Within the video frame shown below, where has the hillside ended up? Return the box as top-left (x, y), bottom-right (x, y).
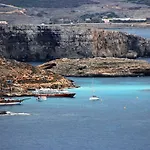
top-left (0, 56), bottom-right (75, 96)
top-left (127, 0), bottom-right (150, 6)
top-left (1, 0), bottom-right (150, 8)
top-left (0, 0), bottom-right (149, 24)
top-left (0, 0), bottom-right (97, 8)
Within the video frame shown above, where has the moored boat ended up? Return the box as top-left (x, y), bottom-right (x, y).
top-left (0, 100), bottom-right (23, 106)
top-left (89, 95), bottom-right (99, 101)
top-left (0, 97), bottom-right (29, 106)
top-left (36, 95), bottom-right (47, 102)
top-left (33, 88), bottom-right (76, 98)
top-left (35, 92), bottom-right (76, 98)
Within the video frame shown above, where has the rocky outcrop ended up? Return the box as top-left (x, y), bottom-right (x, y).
top-left (39, 57), bottom-right (150, 77)
top-left (0, 25), bottom-right (150, 61)
top-left (0, 56), bottom-right (75, 96)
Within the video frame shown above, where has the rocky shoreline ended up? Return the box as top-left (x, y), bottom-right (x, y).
top-left (1, 56), bottom-right (150, 97)
top-left (39, 57), bottom-right (150, 77)
top-left (0, 56), bottom-right (76, 97)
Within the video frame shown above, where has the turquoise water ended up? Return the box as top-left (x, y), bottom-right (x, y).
top-left (1, 77), bottom-right (150, 150)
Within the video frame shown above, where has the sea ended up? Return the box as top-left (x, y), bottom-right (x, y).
top-left (0, 28), bottom-right (150, 150)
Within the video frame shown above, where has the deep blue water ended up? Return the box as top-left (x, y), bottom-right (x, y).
top-left (1, 77), bottom-right (150, 150)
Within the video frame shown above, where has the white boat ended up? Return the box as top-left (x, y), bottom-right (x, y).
top-left (36, 95), bottom-right (47, 102)
top-left (0, 101), bottom-right (22, 106)
top-left (0, 111), bottom-right (30, 116)
top-left (89, 95), bottom-right (99, 101)
top-left (89, 78), bottom-right (100, 101)
top-left (0, 98), bottom-right (30, 106)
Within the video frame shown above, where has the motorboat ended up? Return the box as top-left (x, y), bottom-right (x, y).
top-left (89, 95), bottom-right (99, 101)
top-left (36, 95), bottom-right (47, 102)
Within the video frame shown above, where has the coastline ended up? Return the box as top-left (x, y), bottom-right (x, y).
top-left (0, 24), bottom-right (150, 97)
top-left (41, 57), bottom-right (150, 77)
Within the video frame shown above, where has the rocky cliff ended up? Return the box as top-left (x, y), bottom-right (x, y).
top-left (0, 24), bottom-right (150, 61)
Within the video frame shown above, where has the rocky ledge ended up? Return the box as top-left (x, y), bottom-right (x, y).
top-left (39, 57), bottom-right (150, 77)
top-left (0, 57), bottom-right (75, 96)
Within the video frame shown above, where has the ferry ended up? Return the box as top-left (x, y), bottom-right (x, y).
top-left (33, 88), bottom-right (76, 98)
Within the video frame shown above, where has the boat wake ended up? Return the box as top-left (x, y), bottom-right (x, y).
top-left (0, 111), bottom-right (30, 116)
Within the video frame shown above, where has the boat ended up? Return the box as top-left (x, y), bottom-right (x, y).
top-left (0, 111), bottom-right (30, 116)
top-left (0, 98), bottom-right (23, 106)
top-left (89, 78), bottom-right (100, 101)
top-left (0, 97), bottom-right (30, 106)
top-left (33, 88), bottom-right (76, 98)
top-left (0, 110), bottom-right (7, 114)
top-left (36, 95), bottom-right (47, 102)
top-left (89, 95), bottom-right (99, 101)
top-left (35, 93), bottom-right (75, 98)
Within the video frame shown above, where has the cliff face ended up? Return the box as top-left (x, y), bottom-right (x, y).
top-left (0, 25), bottom-right (150, 61)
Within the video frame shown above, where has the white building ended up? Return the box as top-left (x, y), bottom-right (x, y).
top-left (0, 21), bottom-right (8, 25)
top-left (102, 18), bottom-right (146, 23)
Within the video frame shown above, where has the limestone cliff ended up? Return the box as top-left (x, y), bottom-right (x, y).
top-left (0, 25), bottom-right (150, 61)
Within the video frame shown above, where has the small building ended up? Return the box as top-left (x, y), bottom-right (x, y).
top-left (85, 18), bottom-right (91, 23)
top-left (0, 21), bottom-right (8, 25)
top-left (102, 18), bottom-right (146, 23)
top-left (102, 18), bottom-right (110, 23)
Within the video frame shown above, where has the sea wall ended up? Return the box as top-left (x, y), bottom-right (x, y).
top-left (0, 24), bottom-right (150, 61)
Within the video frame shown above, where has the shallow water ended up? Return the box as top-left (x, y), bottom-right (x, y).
top-left (0, 77), bottom-right (150, 150)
